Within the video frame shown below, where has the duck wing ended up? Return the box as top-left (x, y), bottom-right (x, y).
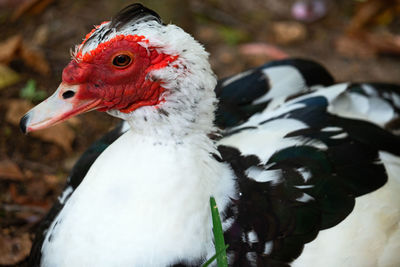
top-left (217, 82), bottom-right (400, 266)
top-left (215, 58), bottom-right (334, 128)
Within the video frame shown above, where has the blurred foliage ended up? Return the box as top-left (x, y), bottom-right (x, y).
top-left (0, 64), bottom-right (20, 89)
top-left (19, 79), bottom-right (47, 102)
top-left (218, 26), bottom-right (248, 45)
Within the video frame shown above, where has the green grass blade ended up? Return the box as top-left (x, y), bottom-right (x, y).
top-left (209, 197), bottom-right (228, 267)
top-left (202, 244), bottom-right (229, 267)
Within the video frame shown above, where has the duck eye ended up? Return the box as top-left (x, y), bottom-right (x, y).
top-left (112, 54), bottom-right (131, 68)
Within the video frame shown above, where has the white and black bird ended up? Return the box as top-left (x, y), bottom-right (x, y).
top-left (20, 4), bottom-right (400, 267)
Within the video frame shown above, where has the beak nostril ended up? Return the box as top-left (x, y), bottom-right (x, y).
top-left (62, 90), bottom-right (76, 99)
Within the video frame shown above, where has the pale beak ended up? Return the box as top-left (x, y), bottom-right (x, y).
top-left (20, 83), bottom-right (101, 134)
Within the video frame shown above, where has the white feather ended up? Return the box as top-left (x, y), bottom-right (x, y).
top-left (295, 193), bottom-right (314, 203)
top-left (42, 20), bottom-right (237, 267)
top-left (253, 66), bottom-right (307, 104)
top-left (245, 166), bottom-right (282, 184)
top-left (41, 131), bottom-right (236, 267)
top-left (292, 151), bottom-right (400, 267)
top-left (47, 15), bottom-right (400, 267)
top-left (263, 241), bottom-right (273, 255)
top-left (296, 167), bottom-right (312, 182)
top-left (220, 118), bottom-right (327, 164)
top-left (328, 89), bottom-right (395, 127)
top-left (57, 186), bottom-right (73, 204)
top-left (321, 126), bottom-right (342, 132)
top-left (330, 132), bottom-right (348, 139)
top-left (247, 230), bottom-right (259, 243)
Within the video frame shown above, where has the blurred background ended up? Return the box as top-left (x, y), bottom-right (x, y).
top-left (0, 0), bottom-right (399, 265)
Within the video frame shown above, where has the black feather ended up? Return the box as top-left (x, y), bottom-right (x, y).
top-left (109, 3), bottom-right (162, 30)
top-left (83, 4), bottom-right (162, 47)
top-left (215, 92), bottom-right (399, 266)
top-left (265, 58), bottom-right (334, 87)
top-left (215, 58), bottom-right (335, 128)
top-left (29, 56), bottom-right (400, 266)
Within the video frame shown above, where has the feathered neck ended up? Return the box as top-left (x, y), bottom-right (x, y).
top-left (105, 23), bottom-right (218, 141)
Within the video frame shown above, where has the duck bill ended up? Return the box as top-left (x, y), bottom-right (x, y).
top-left (20, 83), bottom-right (101, 134)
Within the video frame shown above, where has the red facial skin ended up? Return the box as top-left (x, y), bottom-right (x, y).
top-left (63, 34), bottom-right (178, 113)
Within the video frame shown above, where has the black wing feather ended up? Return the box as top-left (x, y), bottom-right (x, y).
top-left (28, 59), bottom-right (335, 265)
top-left (218, 92), bottom-right (400, 266)
top-left (31, 60), bottom-right (398, 267)
top-left (215, 58), bottom-right (334, 128)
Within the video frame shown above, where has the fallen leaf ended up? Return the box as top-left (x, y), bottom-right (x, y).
top-left (33, 124), bottom-right (75, 152)
top-left (0, 64), bottom-right (20, 90)
top-left (239, 43), bottom-right (289, 59)
top-left (365, 32), bottom-right (400, 55)
top-left (32, 24), bottom-right (49, 46)
top-left (63, 154), bottom-right (80, 171)
top-left (23, 169), bottom-right (34, 179)
top-left (337, 31), bottom-right (400, 58)
top-left (43, 174), bottom-right (60, 190)
top-left (0, 34), bottom-right (22, 64)
top-left (0, 159), bottom-right (24, 181)
top-left (9, 179), bottom-right (56, 208)
top-left (11, 0), bottom-right (54, 21)
top-left (5, 99), bottom-right (33, 126)
top-left (0, 34), bottom-right (50, 75)
top-left (272, 21), bottom-right (307, 45)
top-left (347, 0), bottom-right (390, 33)
top-left (6, 99), bottom-right (76, 152)
top-left (22, 179), bottom-right (49, 201)
top-left (336, 35), bottom-right (376, 58)
top-left (0, 0), bottom-right (29, 8)
top-left (9, 183), bottom-right (29, 204)
top-left (0, 233), bottom-right (32, 265)
top-left (20, 42), bottom-right (50, 75)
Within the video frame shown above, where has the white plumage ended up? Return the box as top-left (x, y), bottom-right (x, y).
top-left (20, 4), bottom-right (400, 267)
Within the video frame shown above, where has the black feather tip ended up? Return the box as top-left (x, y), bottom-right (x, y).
top-left (110, 3), bottom-right (162, 30)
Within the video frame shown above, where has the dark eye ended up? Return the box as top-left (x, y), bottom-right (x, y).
top-left (112, 54), bottom-right (131, 68)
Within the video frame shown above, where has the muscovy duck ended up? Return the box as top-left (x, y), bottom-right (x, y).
top-left (20, 3), bottom-right (400, 267)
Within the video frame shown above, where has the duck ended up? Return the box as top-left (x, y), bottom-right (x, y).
top-left (20, 3), bottom-right (400, 267)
